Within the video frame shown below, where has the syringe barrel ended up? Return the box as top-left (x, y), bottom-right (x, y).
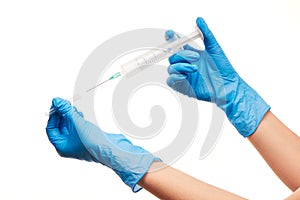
top-left (120, 48), bottom-right (174, 74)
top-left (120, 27), bottom-right (204, 75)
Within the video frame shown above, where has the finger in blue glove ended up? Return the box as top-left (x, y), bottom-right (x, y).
top-left (46, 97), bottom-right (160, 192)
top-left (165, 17), bottom-right (270, 137)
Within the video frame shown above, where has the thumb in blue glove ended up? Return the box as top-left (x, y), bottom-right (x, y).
top-left (166, 18), bottom-right (270, 137)
top-left (46, 97), bottom-right (160, 192)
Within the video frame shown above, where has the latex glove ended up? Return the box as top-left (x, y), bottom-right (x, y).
top-left (46, 97), bottom-right (160, 192)
top-left (166, 17), bottom-right (270, 137)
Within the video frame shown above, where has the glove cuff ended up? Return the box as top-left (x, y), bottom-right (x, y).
top-left (113, 155), bottom-right (161, 193)
top-left (221, 79), bottom-right (270, 137)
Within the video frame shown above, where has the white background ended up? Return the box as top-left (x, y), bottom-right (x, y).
top-left (1, 0), bottom-right (300, 199)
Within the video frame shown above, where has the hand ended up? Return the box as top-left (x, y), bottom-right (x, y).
top-left (46, 97), bottom-right (160, 192)
top-left (166, 17), bottom-right (270, 137)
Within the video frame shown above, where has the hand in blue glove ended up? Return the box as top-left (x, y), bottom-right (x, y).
top-left (46, 97), bottom-right (160, 192)
top-left (166, 17), bottom-right (270, 137)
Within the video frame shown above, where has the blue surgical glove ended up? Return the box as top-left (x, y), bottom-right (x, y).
top-left (46, 97), bottom-right (160, 192)
top-left (166, 17), bottom-right (270, 137)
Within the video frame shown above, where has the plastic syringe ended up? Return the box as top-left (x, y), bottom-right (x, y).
top-left (46, 27), bottom-right (204, 116)
top-left (104, 26), bottom-right (204, 84)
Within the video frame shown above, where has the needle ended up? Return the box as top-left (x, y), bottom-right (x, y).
top-left (85, 72), bottom-right (121, 92)
top-left (46, 72), bottom-right (122, 116)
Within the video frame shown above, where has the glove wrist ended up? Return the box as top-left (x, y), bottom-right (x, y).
top-left (219, 78), bottom-right (270, 137)
top-left (111, 151), bottom-right (161, 192)
top-left (77, 127), bottom-right (161, 193)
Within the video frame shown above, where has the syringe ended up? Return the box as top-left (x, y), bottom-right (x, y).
top-left (46, 27), bottom-right (204, 116)
top-left (101, 26), bottom-right (204, 85)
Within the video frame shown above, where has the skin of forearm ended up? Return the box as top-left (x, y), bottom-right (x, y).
top-left (285, 187), bottom-right (300, 200)
top-left (248, 111), bottom-right (300, 191)
top-left (139, 162), bottom-right (246, 200)
top-left (138, 110), bottom-right (300, 199)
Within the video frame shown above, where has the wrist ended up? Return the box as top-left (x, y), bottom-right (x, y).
top-left (221, 79), bottom-right (270, 137)
top-left (103, 134), bottom-right (161, 192)
top-left (117, 154), bottom-right (161, 193)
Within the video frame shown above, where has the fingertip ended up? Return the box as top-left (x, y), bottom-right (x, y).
top-left (167, 64), bottom-right (179, 75)
top-left (183, 44), bottom-right (200, 52)
top-left (165, 29), bottom-right (175, 41)
top-left (168, 63), bottom-right (197, 75)
top-left (51, 97), bottom-right (72, 115)
top-left (196, 17), bottom-right (222, 54)
top-left (166, 75), bottom-right (174, 87)
top-left (196, 17), bottom-right (205, 24)
top-left (196, 17), bottom-right (211, 43)
top-left (167, 64), bottom-right (173, 75)
top-left (167, 74), bottom-right (187, 87)
top-left (169, 50), bottom-right (200, 64)
top-left (52, 97), bottom-right (65, 107)
top-left (196, 17), bottom-right (207, 32)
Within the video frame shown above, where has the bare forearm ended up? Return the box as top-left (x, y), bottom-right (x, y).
top-left (248, 111), bottom-right (300, 191)
top-left (285, 188), bottom-right (300, 200)
top-left (139, 162), bottom-right (246, 200)
top-left (138, 111), bottom-right (300, 199)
